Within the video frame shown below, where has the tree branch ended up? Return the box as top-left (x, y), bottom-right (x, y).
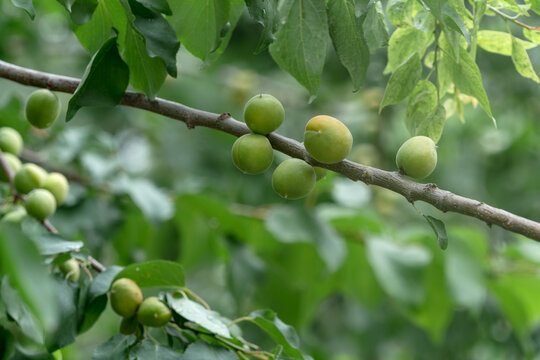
top-left (1, 60), bottom-right (539, 241)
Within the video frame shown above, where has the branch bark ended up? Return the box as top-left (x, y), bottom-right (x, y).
top-left (1, 59), bottom-right (539, 241)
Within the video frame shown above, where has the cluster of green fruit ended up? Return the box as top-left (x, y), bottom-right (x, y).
top-left (110, 278), bottom-right (172, 334)
top-left (0, 127), bottom-right (69, 221)
top-left (232, 94), bottom-right (354, 199)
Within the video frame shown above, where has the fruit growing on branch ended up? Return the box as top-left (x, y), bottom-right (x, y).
top-left (25, 188), bottom-right (56, 221)
top-left (25, 89), bottom-right (61, 129)
top-left (59, 258), bottom-right (80, 282)
top-left (396, 136), bottom-right (438, 179)
top-left (136, 296), bottom-right (172, 327)
top-left (243, 94), bottom-right (284, 134)
top-left (272, 159), bottom-right (316, 199)
top-left (0, 127), bottom-right (23, 156)
top-left (0, 153), bottom-right (21, 182)
top-left (43, 172), bottom-right (69, 205)
top-left (110, 278), bottom-right (143, 318)
top-left (231, 133), bottom-right (274, 174)
top-left (14, 163), bottom-right (47, 194)
top-left (304, 115), bottom-right (353, 164)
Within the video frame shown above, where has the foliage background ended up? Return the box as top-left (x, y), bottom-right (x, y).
top-left (1, 0), bottom-right (540, 359)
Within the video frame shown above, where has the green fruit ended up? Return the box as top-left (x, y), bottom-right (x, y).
top-left (137, 297), bottom-right (172, 327)
top-left (1, 205), bottom-right (27, 223)
top-left (304, 115), bottom-right (353, 164)
top-left (0, 153), bottom-right (21, 182)
top-left (25, 189), bottom-right (56, 221)
top-left (396, 136), bottom-right (437, 179)
top-left (243, 94), bottom-right (284, 134)
top-left (0, 127), bottom-right (23, 155)
top-left (119, 316), bottom-right (139, 335)
top-left (59, 258), bottom-right (80, 282)
top-left (313, 167), bottom-right (328, 181)
top-left (25, 89), bottom-right (61, 129)
top-left (272, 159), bottom-right (316, 200)
top-left (14, 163), bottom-right (47, 194)
top-left (110, 278), bottom-right (143, 318)
top-left (232, 134), bottom-right (274, 174)
top-left (43, 172), bottom-right (69, 205)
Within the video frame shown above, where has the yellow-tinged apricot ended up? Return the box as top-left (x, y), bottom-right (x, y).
top-left (304, 115), bottom-right (353, 164)
top-left (396, 136), bottom-right (437, 179)
top-left (110, 278), bottom-right (143, 318)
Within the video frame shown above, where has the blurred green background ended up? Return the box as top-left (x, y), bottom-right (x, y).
top-left (1, 1), bottom-right (540, 359)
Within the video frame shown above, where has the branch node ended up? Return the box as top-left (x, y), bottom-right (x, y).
top-left (424, 183), bottom-right (438, 191)
top-left (218, 112), bottom-right (231, 121)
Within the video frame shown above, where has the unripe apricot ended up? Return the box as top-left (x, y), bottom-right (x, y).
top-left (313, 167), bottom-right (328, 181)
top-left (0, 127), bottom-right (23, 155)
top-left (14, 163), bottom-right (47, 194)
top-left (243, 94), bottom-right (284, 134)
top-left (1, 205), bottom-right (26, 223)
top-left (396, 136), bottom-right (437, 179)
top-left (43, 172), bottom-right (69, 205)
top-left (232, 134), bottom-right (273, 174)
top-left (119, 316), bottom-right (139, 335)
top-left (59, 258), bottom-right (80, 282)
top-left (0, 153), bottom-right (21, 182)
top-left (110, 278), bottom-right (143, 318)
top-left (137, 297), bottom-right (172, 327)
top-left (25, 189), bottom-right (56, 221)
top-left (272, 159), bottom-right (316, 200)
top-left (25, 89), bottom-right (61, 129)
top-left (304, 115), bottom-right (353, 164)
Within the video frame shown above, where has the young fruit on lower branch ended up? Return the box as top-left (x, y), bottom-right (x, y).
top-left (43, 172), bottom-right (69, 205)
top-left (243, 94), bottom-right (284, 134)
top-left (25, 89), bottom-right (61, 129)
top-left (396, 136), bottom-right (438, 179)
top-left (0, 153), bottom-right (21, 182)
top-left (272, 159), bottom-right (316, 200)
top-left (110, 278), bottom-right (143, 318)
top-left (14, 163), bottom-right (47, 194)
top-left (0, 127), bottom-right (23, 156)
top-left (137, 296), bottom-right (172, 327)
top-left (304, 115), bottom-right (353, 164)
top-left (232, 133), bottom-right (273, 174)
top-left (25, 189), bottom-right (56, 221)
top-left (59, 258), bottom-right (80, 282)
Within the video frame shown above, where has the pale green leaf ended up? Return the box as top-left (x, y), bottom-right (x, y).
top-left (380, 53), bottom-right (422, 111)
top-left (416, 104), bottom-right (446, 144)
top-left (387, 0), bottom-right (414, 27)
top-left (384, 27), bottom-right (429, 74)
top-left (523, 28), bottom-right (540, 44)
top-left (511, 34), bottom-right (540, 83)
top-left (405, 80), bottom-right (438, 135)
top-left (362, 1), bottom-right (389, 53)
top-left (478, 30), bottom-right (537, 56)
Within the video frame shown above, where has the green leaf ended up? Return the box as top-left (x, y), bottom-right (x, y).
top-left (0, 224), bottom-right (58, 335)
top-left (478, 30), bottom-right (537, 56)
top-left (207, 0), bottom-right (246, 61)
top-left (247, 309), bottom-right (307, 359)
top-left (525, 0), bottom-right (540, 13)
top-left (264, 205), bottom-right (346, 272)
top-left (133, 0), bottom-right (171, 15)
top-left (366, 237), bottom-right (432, 304)
top-left (10, 0), bottom-right (35, 19)
top-left (405, 80), bottom-right (438, 135)
top-left (423, 215), bottom-right (448, 250)
top-left (327, 0), bottom-right (369, 91)
top-left (511, 34), bottom-right (540, 83)
top-left (181, 341), bottom-right (237, 360)
top-left (169, 0), bottom-right (230, 60)
top-left (91, 334), bottom-right (136, 360)
top-left (384, 27), bottom-right (429, 74)
top-left (362, 1), bottom-right (389, 53)
top-left (70, 0), bottom-right (99, 25)
top-left (35, 235), bottom-right (84, 256)
top-left (128, 340), bottom-right (179, 359)
top-left (45, 279), bottom-right (77, 351)
top-left (523, 28), bottom-right (540, 44)
top-left (386, 0), bottom-right (414, 27)
top-left (166, 294), bottom-right (231, 338)
top-left (129, 0), bottom-right (180, 77)
top-left (245, 0), bottom-right (279, 53)
top-left (379, 53), bottom-right (422, 111)
top-left (67, 36), bottom-right (129, 122)
top-left (416, 104), bottom-right (446, 143)
top-left (114, 260), bottom-right (185, 288)
top-left (269, 0), bottom-right (329, 97)
top-left (74, 1), bottom-right (115, 53)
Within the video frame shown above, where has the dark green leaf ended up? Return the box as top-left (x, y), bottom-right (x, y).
top-left (133, 0), bottom-right (171, 15)
top-left (166, 294), bottom-right (231, 338)
top-left (181, 341), bottom-right (237, 360)
top-left (10, 0), bottom-right (35, 19)
top-left (35, 235), bottom-right (84, 256)
top-left (327, 0), bottom-right (369, 91)
top-left (245, 0), bottom-right (278, 53)
top-left (45, 279), bottom-right (77, 351)
top-left (362, 1), bottom-right (389, 53)
top-left (74, 2), bottom-right (115, 53)
top-left (423, 215), bottom-right (448, 250)
top-left (380, 53), bottom-right (422, 111)
top-left (269, 0), bottom-right (329, 97)
top-left (66, 36), bottom-right (129, 122)
top-left (71, 0), bottom-right (99, 25)
top-left (114, 260), bottom-right (185, 288)
top-left (91, 334), bottom-right (136, 360)
top-left (129, 340), bottom-right (179, 359)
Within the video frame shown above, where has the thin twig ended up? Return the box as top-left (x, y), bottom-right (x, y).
top-left (488, 4), bottom-right (540, 31)
top-left (0, 60), bottom-right (539, 241)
